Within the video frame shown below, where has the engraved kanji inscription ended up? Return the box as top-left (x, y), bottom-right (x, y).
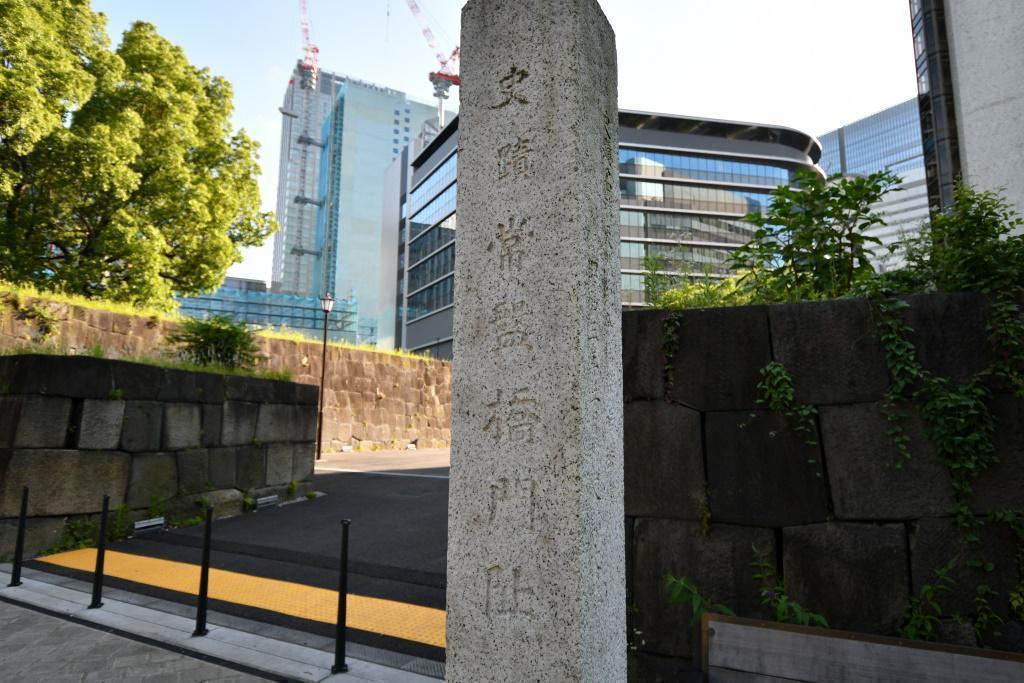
top-left (497, 135), bottom-right (531, 179)
top-left (488, 477), bottom-right (537, 529)
top-left (490, 65), bottom-right (529, 108)
top-left (490, 300), bottom-right (531, 351)
top-left (484, 388), bottom-right (540, 444)
top-left (492, 216), bottom-right (532, 271)
top-left (484, 565), bottom-right (537, 618)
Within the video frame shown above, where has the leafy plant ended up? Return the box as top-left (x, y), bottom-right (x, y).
top-left (147, 497), bottom-right (165, 519)
top-left (729, 169), bottom-right (900, 303)
top-left (107, 503), bottom-right (133, 542)
top-left (899, 559), bottom-right (956, 641)
top-left (167, 315), bottom-right (259, 369)
top-left (751, 545), bottom-right (828, 628)
top-left (665, 575), bottom-right (734, 624)
top-left (47, 517), bottom-right (97, 554)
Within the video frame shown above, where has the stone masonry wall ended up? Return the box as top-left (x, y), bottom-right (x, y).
top-left (622, 293), bottom-right (1024, 681)
top-left (0, 291), bottom-right (451, 450)
top-left (0, 354), bottom-right (318, 558)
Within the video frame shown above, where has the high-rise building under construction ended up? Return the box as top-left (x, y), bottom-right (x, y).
top-left (271, 63), bottom-right (436, 342)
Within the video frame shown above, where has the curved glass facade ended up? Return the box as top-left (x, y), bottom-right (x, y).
top-left (395, 112), bottom-right (820, 358)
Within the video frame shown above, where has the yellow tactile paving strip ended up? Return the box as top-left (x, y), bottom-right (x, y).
top-left (39, 548), bottom-right (446, 649)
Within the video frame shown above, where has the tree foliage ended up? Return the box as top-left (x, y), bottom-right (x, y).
top-left (0, 2), bottom-right (275, 308)
top-left (729, 169), bottom-right (901, 303)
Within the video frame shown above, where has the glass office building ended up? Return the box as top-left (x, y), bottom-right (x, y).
top-left (819, 98), bottom-right (930, 268)
top-left (385, 111), bottom-right (822, 359)
top-left (177, 277), bottom-right (364, 343)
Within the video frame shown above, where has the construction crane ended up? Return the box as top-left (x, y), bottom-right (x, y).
top-left (405, 0), bottom-right (460, 126)
top-left (298, 0), bottom-right (319, 90)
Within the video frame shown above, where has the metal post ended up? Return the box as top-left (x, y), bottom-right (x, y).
top-left (193, 506), bottom-right (213, 637)
top-left (8, 487), bottom-right (28, 587)
top-left (332, 519), bottom-right (351, 674)
top-left (88, 494), bottom-right (110, 609)
top-left (316, 308), bottom-right (329, 461)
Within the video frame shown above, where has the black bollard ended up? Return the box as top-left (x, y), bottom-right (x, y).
top-left (331, 519), bottom-right (351, 674)
top-left (8, 487), bottom-right (28, 587)
top-left (88, 494), bottom-right (110, 609)
top-left (193, 506), bottom-right (213, 637)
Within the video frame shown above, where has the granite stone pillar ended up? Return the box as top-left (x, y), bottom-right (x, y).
top-left (447, 0), bottom-right (623, 680)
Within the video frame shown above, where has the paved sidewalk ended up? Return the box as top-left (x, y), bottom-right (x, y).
top-left (315, 448), bottom-right (450, 474)
top-left (0, 599), bottom-right (262, 682)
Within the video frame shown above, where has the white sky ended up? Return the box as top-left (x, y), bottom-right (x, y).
top-left (95, 0), bottom-right (919, 282)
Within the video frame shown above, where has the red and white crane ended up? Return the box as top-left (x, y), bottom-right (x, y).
top-left (405, 0), bottom-right (460, 126)
top-left (298, 0), bottom-right (320, 90)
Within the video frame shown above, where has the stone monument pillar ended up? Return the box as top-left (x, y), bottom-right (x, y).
top-left (447, 1), bottom-right (623, 680)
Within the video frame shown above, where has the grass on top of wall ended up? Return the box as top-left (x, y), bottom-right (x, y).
top-left (0, 281), bottom-right (439, 364)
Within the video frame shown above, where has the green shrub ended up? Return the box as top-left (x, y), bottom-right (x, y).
top-left (166, 315), bottom-right (258, 369)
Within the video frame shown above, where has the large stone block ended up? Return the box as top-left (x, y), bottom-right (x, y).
top-left (632, 519), bottom-right (774, 660)
top-left (166, 488), bottom-right (243, 521)
top-left (783, 522), bottom-right (909, 634)
top-left (624, 401), bottom-right (704, 519)
top-left (255, 403), bottom-right (299, 443)
top-left (901, 293), bottom-right (993, 384)
top-left (0, 515), bottom-right (67, 559)
top-left (109, 359), bottom-right (164, 400)
top-left (670, 305), bottom-right (772, 410)
top-left (910, 517), bottom-right (1019, 618)
top-left (235, 445), bottom-right (266, 490)
top-left (705, 410), bottom-right (828, 527)
top-left (225, 375), bottom-right (275, 403)
top-left (973, 393), bottom-right (1024, 514)
top-left (13, 396), bottom-right (71, 448)
top-left (265, 443), bottom-right (293, 486)
top-left (177, 448), bottom-right (209, 494)
top-left (162, 403), bottom-right (201, 450)
top-left (158, 368), bottom-right (225, 404)
top-left (126, 453), bottom-right (178, 509)
top-left (622, 310), bottom-right (668, 401)
top-left (770, 298), bottom-right (890, 404)
top-left (291, 442), bottom-right (314, 481)
top-left (820, 402), bottom-right (954, 519)
top-left (0, 396), bottom-right (24, 448)
top-left (0, 354), bottom-right (114, 398)
top-left (201, 403), bottom-right (222, 447)
top-left (208, 446), bottom-right (238, 489)
top-left (77, 399), bottom-right (125, 450)
top-left (295, 382), bottom-right (319, 406)
top-left (120, 401), bottom-right (162, 452)
top-left (221, 401), bottom-right (258, 446)
top-left (0, 449), bottom-right (130, 516)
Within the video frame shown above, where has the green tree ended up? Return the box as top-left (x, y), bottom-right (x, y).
top-left (729, 169), bottom-right (900, 302)
top-left (0, 11), bottom-right (275, 308)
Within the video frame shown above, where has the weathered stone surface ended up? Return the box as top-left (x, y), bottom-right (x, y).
top-left (208, 446), bottom-right (238, 489)
top-left (820, 402), bottom-right (955, 519)
top-left (295, 382), bottom-right (319, 405)
top-left (166, 488), bottom-right (243, 521)
top-left (235, 445), bottom-right (266, 490)
top-left (0, 396), bottom-right (24, 448)
top-left (162, 403), bottom-right (201, 450)
top-left (783, 522), bottom-right (909, 634)
top-left (120, 401), bottom-right (162, 452)
top-left (670, 305), bottom-right (772, 410)
top-left (109, 359), bottom-right (164, 400)
top-left (622, 310), bottom-right (668, 401)
top-left (77, 399), bottom-right (125, 450)
top-left (200, 403), bottom-right (222, 447)
top-left (0, 450), bottom-right (129, 516)
top-left (0, 354), bottom-right (114, 398)
top-left (291, 443), bottom-right (314, 482)
top-left (910, 517), bottom-right (1019, 618)
top-left (126, 453), bottom-right (178, 508)
top-left (633, 519), bottom-right (774, 660)
top-left (973, 393), bottom-right (1024, 514)
top-left (177, 448), bottom-right (209, 494)
top-left (221, 401), bottom-right (258, 446)
top-left (705, 410), bottom-right (828, 527)
top-left (0, 515), bottom-right (67, 559)
top-left (158, 369), bottom-right (224, 404)
top-left (770, 298), bottom-right (890, 404)
top-left (901, 293), bottom-right (994, 383)
top-left (13, 396), bottom-right (71, 448)
top-left (624, 400), bottom-right (704, 519)
top-left (225, 375), bottom-right (276, 404)
top-left (265, 443), bottom-right (293, 485)
top-left (447, 1), bottom-right (623, 678)
top-left (255, 403), bottom-right (301, 442)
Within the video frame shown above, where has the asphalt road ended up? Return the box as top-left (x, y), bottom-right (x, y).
top-left (34, 451), bottom-right (452, 661)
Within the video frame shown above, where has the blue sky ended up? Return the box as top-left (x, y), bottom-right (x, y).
top-left (92, 1), bottom-right (918, 282)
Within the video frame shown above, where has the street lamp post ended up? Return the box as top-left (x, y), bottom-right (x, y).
top-left (316, 293), bottom-right (335, 461)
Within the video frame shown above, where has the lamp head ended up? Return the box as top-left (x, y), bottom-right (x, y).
top-left (320, 293), bottom-right (335, 313)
